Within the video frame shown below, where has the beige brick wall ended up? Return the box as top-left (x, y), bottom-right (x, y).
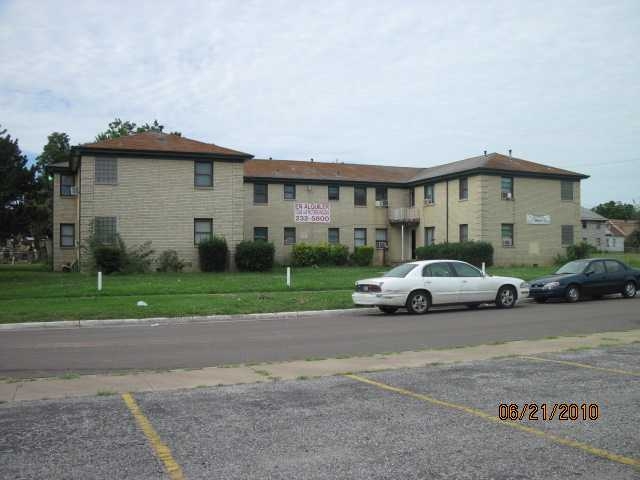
top-left (243, 182), bottom-right (413, 264)
top-left (479, 175), bottom-right (581, 266)
top-left (79, 156), bottom-right (244, 271)
top-left (52, 173), bottom-right (80, 270)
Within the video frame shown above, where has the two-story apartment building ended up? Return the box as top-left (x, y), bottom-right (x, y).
top-left (49, 132), bottom-right (588, 270)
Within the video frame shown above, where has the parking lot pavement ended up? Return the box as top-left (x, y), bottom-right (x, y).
top-left (1, 344), bottom-right (638, 479)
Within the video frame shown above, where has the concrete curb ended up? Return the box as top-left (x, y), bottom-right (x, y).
top-left (0, 308), bottom-right (377, 331)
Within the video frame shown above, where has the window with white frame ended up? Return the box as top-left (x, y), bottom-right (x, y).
top-left (375, 228), bottom-right (388, 249)
top-left (354, 228), bottom-right (367, 247)
top-left (459, 224), bottom-right (468, 242)
top-left (328, 228), bottom-right (340, 244)
top-left (425, 227), bottom-right (435, 246)
top-left (60, 223), bottom-right (75, 247)
top-left (194, 218), bottom-right (213, 244)
top-left (284, 184), bottom-right (296, 200)
top-left (501, 223), bottom-right (514, 247)
top-left (194, 161), bottom-right (213, 187)
top-left (424, 184), bottom-right (435, 204)
top-left (60, 175), bottom-right (75, 196)
top-left (501, 177), bottom-right (513, 200)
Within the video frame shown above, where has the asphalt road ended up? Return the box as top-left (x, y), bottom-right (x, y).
top-left (1, 296), bottom-right (639, 377)
top-left (1, 345), bottom-right (638, 479)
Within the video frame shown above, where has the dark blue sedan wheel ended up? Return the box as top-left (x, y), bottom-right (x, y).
top-left (565, 284), bottom-right (580, 303)
top-left (622, 281), bottom-right (637, 298)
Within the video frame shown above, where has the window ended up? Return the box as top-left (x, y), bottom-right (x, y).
top-left (424, 227), bottom-right (435, 246)
top-left (328, 184), bottom-right (340, 201)
top-left (590, 261), bottom-right (605, 274)
top-left (582, 221), bottom-right (587, 229)
top-left (284, 227), bottom-right (296, 245)
top-left (424, 184), bottom-right (435, 204)
top-left (60, 223), bottom-right (75, 247)
top-left (194, 161), bottom-right (213, 187)
top-left (596, 223), bottom-right (601, 230)
top-left (596, 237), bottom-right (602, 247)
top-left (354, 186), bottom-right (367, 206)
top-left (422, 262), bottom-right (454, 277)
top-left (561, 181), bottom-right (574, 201)
top-left (94, 216), bottom-right (117, 244)
top-left (60, 175), bottom-right (75, 196)
top-left (501, 223), bottom-right (514, 247)
top-left (254, 183), bottom-right (268, 204)
top-left (375, 229), bottom-right (388, 249)
top-left (604, 260), bottom-right (624, 273)
top-left (328, 228), bottom-right (340, 244)
top-left (354, 228), bottom-right (367, 247)
top-left (459, 177), bottom-right (468, 200)
top-left (452, 262), bottom-right (482, 277)
top-left (254, 227), bottom-right (268, 242)
top-left (194, 218), bottom-right (213, 244)
top-left (409, 188), bottom-right (415, 207)
top-left (561, 225), bottom-right (574, 246)
top-left (375, 187), bottom-right (388, 206)
top-left (501, 177), bottom-right (513, 200)
top-left (459, 224), bottom-right (468, 242)
top-left (284, 184), bottom-right (296, 200)
top-left (95, 158), bottom-right (117, 184)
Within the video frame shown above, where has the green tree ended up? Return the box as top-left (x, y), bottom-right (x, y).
top-left (593, 201), bottom-right (639, 220)
top-left (95, 118), bottom-right (181, 142)
top-left (35, 132), bottom-right (71, 175)
top-left (0, 126), bottom-right (34, 241)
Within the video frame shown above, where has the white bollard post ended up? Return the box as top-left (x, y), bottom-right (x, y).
top-left (98, 271), bottom-right (102, 291)
top-left (286, 267), bottom-right (291, 288)
top-left (481, 262), bottom-right (486, 276)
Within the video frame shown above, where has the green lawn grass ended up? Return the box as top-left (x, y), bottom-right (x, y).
top-left (2, 252), bottom-right (637, 323)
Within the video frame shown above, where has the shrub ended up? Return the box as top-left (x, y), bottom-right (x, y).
top-left (328, 244), bottom-right (349, 265)
top-left (291, 243), bottom-right (317, 267)
top-left (198, 236), bottom-right (228, 272)
top-left (415, 241), bottom-right (493, 267)
top-left (85, 233), bottom-right (154, 274)
top-left (565, 241), bottom-right (595, 261)
top-left (121, 239), bottom-right (154, 273)
top-left (156, 249), bottom-right (185, 272)
top-left (93, 245), bottom-right (124, 274)
top-left (235, 240), bottom-right (275, 271)
top-left (350, 245), bottom-right (374, 266)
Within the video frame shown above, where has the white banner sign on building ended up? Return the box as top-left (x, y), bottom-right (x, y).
top-left (526, 214), bottom-right (551, 225)
top-left (294, 202), bottom-right (331, 223)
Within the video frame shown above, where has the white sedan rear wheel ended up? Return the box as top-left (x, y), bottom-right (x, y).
top-left (406, 291), bottom-right (430, 314)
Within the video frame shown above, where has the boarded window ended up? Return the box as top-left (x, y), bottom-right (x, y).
top-left (561, 225), bottom-right (574, 245)
top-left (284, 227), bottom-right (296, 245)
top-left (254, 227), bottom-right (268, 242)
top-left (424, 184), bottom-right (435, 204)
top-left (284, 184), bottom-right (296, 200)
top-left (328, 184), bottom-right (340, 201)
top-left (95, 158), bottom-right (118, 184)
top-left (354, 228), bottom-right (367, 247)
top-left (194, 161), bottom-right (213, 187)
top-left (95, 217), bottom-right (117, 244)
top-left (459, 224), bottom-right (468, 242)
top-left (561, 181), bottom-right (574, 201)
top-left (254, 183), bottom-right (268, 204)
top-left (354, 186), bottom-right (367, 206)
top-left (194, 219), bottom-right (213, 244)
top-left (328, 228), bottom-right (340, 244)
top-left (424, 227), bottom-right (435, 246)
top-left (459, 177), bottom-right (468, 200)
top-left (60, 223), bottom-right (75, 247)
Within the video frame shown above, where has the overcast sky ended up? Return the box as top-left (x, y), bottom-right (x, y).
top-left (1, 0), bottom-right (638, 206)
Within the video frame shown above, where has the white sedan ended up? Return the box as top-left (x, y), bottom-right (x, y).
top-left (352, 260), bottom-right (529, 314)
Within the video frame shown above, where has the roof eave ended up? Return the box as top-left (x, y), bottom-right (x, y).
top-left (74, 146), bottom-right (253, 161)
top-left (408, 168), bottom-right (589, 185)
top-left (243, 176), bottom-right (411, 187)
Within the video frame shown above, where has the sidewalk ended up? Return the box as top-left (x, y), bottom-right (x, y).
top-left (2, 329), bottom-right (638, 403)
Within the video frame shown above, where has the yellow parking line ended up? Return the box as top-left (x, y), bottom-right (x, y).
top-left (121, 393), bottom-right (185, 480)
top-left (521, 356), bottom-right (640, 376)
top-left (345, 374), bottom-right (640, 469)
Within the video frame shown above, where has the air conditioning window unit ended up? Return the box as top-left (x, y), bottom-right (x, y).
top-left (501, 191), bottom-right (513, 200)
top-left (502, 238), bottom-right (513, 247)
top-left (375, 200), bottom-right (388, 207)
top-left (69, 186), bottom-right (78, 195)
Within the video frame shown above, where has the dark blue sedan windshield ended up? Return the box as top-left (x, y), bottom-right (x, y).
top-left (555, 259), bottom-right (589, 275)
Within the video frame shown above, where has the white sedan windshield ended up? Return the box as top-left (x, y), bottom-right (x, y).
top-left (383, 263), bottom-right (418, 278)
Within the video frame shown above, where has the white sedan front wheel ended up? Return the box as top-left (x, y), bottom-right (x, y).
top-left (496, 286), bottom-right (516, 309)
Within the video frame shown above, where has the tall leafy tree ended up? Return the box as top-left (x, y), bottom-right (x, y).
top-left (95, 118), bottom-right (181, 142)
top-left (36, 132), bottom-right (71, 174)
top-left (0, 126), bottom-right (34, 241)
top-left (593, 201), bottom-right (639, 220)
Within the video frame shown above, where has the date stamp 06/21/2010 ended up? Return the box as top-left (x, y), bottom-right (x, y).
top-left (498, 403), bottom-right (600, 422)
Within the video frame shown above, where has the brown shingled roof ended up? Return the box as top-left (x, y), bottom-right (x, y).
top-left (409, 153), bottom-right (588, 182)
top-left (80, 131), bottom-right (253, 158)
top-left (244, 159), bottom-right (421, 184)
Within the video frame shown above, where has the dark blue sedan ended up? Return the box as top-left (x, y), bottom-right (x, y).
top-left (528, 258), bottom-right (640, 303)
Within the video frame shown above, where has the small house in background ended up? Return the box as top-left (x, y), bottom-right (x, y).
top-left (580, 207), bottom-right (624, 252)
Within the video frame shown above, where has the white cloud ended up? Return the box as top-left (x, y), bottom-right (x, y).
top-left (1, 0), bottom-right (639, 204)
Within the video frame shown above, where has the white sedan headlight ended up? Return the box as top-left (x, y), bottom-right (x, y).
top-left (543, 281), bottom-right (560, 290)
top-left (520, 282), bottom-right (530, 289)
